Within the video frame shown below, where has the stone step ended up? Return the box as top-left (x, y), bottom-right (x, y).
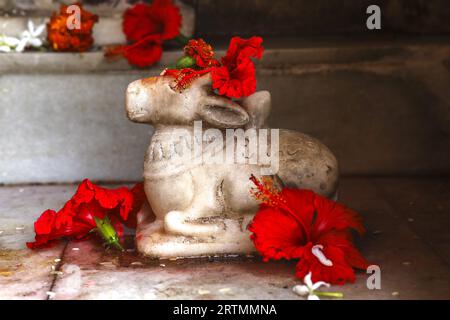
top-left (0, 1), bottom-right (195, 46)
top-left (1, 38), bottom-right (450, 184)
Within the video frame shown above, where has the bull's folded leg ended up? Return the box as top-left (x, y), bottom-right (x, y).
top-left (164, 210), bottom-right (224, 237)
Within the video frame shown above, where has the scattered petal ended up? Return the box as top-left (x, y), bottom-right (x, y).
top-left (219, 288), bottom-right (232, 294)
top-left (292, 285), bottom-right (309, 296)
top-left (198, 289), bottom-right (210, 295)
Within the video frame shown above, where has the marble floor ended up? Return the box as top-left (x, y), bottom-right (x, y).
top-left (0, 177), bottom-right (449, 300)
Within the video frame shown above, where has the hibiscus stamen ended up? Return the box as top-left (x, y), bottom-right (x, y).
top-left (311, 244), bottom-right (333, 267)
top-left (249, 174), bottom-right (311, 241)
top-left (163, 68), bottom-right (212, 90)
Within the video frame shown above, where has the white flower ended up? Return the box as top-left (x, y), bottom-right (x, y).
top-left (0, 35), bottom-right (21, 52)
top-left (293, 272), bottom-right (331, 300)
top-left (15, 20), bottom-right (46, 52)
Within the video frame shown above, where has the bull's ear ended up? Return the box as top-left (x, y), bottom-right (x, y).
top-left (198, 96), bottom-right (249, 128)
top-left (241, 91), bottom-right (271, 128)
top-left (191, 73), bottom-right (213, 88)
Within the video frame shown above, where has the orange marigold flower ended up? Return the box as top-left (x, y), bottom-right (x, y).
top-left (47, 3), bottom-right (98, 52)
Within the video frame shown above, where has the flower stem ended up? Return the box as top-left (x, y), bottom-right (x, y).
top-left (111, 240), bottom-right (124, 251)
top-left (314, 291), bottom-right (344, 298)
top-left (94, 216), bottom-right (124, 252)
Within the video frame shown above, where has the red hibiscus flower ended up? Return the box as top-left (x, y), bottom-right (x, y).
top-left (248, 175), bottom-right (369, 285)
top-left (211, 36), bottom-right (264, 99)
top-left (164, 37), bottom-right (264, 99)
top-left (27, 180), bottom-right (145, 249)
top-left (123, 1), bottom-right (181, 42)
top-left (105, 0), bottom-right (181, 67)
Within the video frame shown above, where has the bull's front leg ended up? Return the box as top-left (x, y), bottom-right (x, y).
top-left (163, 169), bottom-right (226, 237)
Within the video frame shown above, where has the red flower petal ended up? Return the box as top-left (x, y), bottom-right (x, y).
top-left (248, 206), bottom-right (307, 261)
top-left (72, 179), bottom-right (95, 205)
top-left (123, 183), bottom-right (147, 229)
top-left (222, 36), bottom-right (264, 68)
top-left (311, 194), bottom-right (366, 236)
top-left (211, 61), bottom-right (257, 99)
top-left (295, 242), bottom-right (360, 285)
top-left (318, 231), bottom-right (369, 270)
top-left (33, 209), bottom-right (57, 235)
top-left (123, 3), bottom-right (156, 42)
top-left (123, 1), bottom-right (181, 42)
top-left (94, 185), bottom-right (121, 209)
top-left (184, 39), bottom-right (219, 68)
top-left (210, 36), bottom-right (263, 99)
top-left (109, 214), bottom-right (124, 239)
top-left (123, 40), bottom-right (163, 68)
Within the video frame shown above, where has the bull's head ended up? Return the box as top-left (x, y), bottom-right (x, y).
top-left (126, 74), bottom-right (271, 129)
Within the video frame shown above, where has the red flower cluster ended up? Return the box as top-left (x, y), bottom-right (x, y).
top-left (163, 36), bottom-right (264, 99)
top-left (105, 0), bottom-right (181, 67)
top-left (248, 176), bottom-right (369, 285)
top-left (47, 3), bottom-right (98, 52)
top-left (27, 180), bottom-right (145, 249)
top-left (184, 39), bottom-right (219, 68)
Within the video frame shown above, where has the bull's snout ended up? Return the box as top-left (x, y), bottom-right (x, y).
top-left (125, 79), bottom-right (153, 123)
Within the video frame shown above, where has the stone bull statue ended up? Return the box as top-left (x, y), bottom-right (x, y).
top-left (125, 74), bottom-right (338, 258)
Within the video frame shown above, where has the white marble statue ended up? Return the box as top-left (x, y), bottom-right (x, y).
top-left (126, 74), bottom-right (338, 258)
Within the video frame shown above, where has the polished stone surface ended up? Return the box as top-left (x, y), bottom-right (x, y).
top-left (0, 177), bottom-right (449, 299)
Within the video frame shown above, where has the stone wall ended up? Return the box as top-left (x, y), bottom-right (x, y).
top-left (1, 39), bottom-right (449, 184)
top-left (1, 1), bottom-right (449, 36)
top-left (195, 0), bottom-right (450, 36)
top-left (0, 1), bottom-right (449, 184)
